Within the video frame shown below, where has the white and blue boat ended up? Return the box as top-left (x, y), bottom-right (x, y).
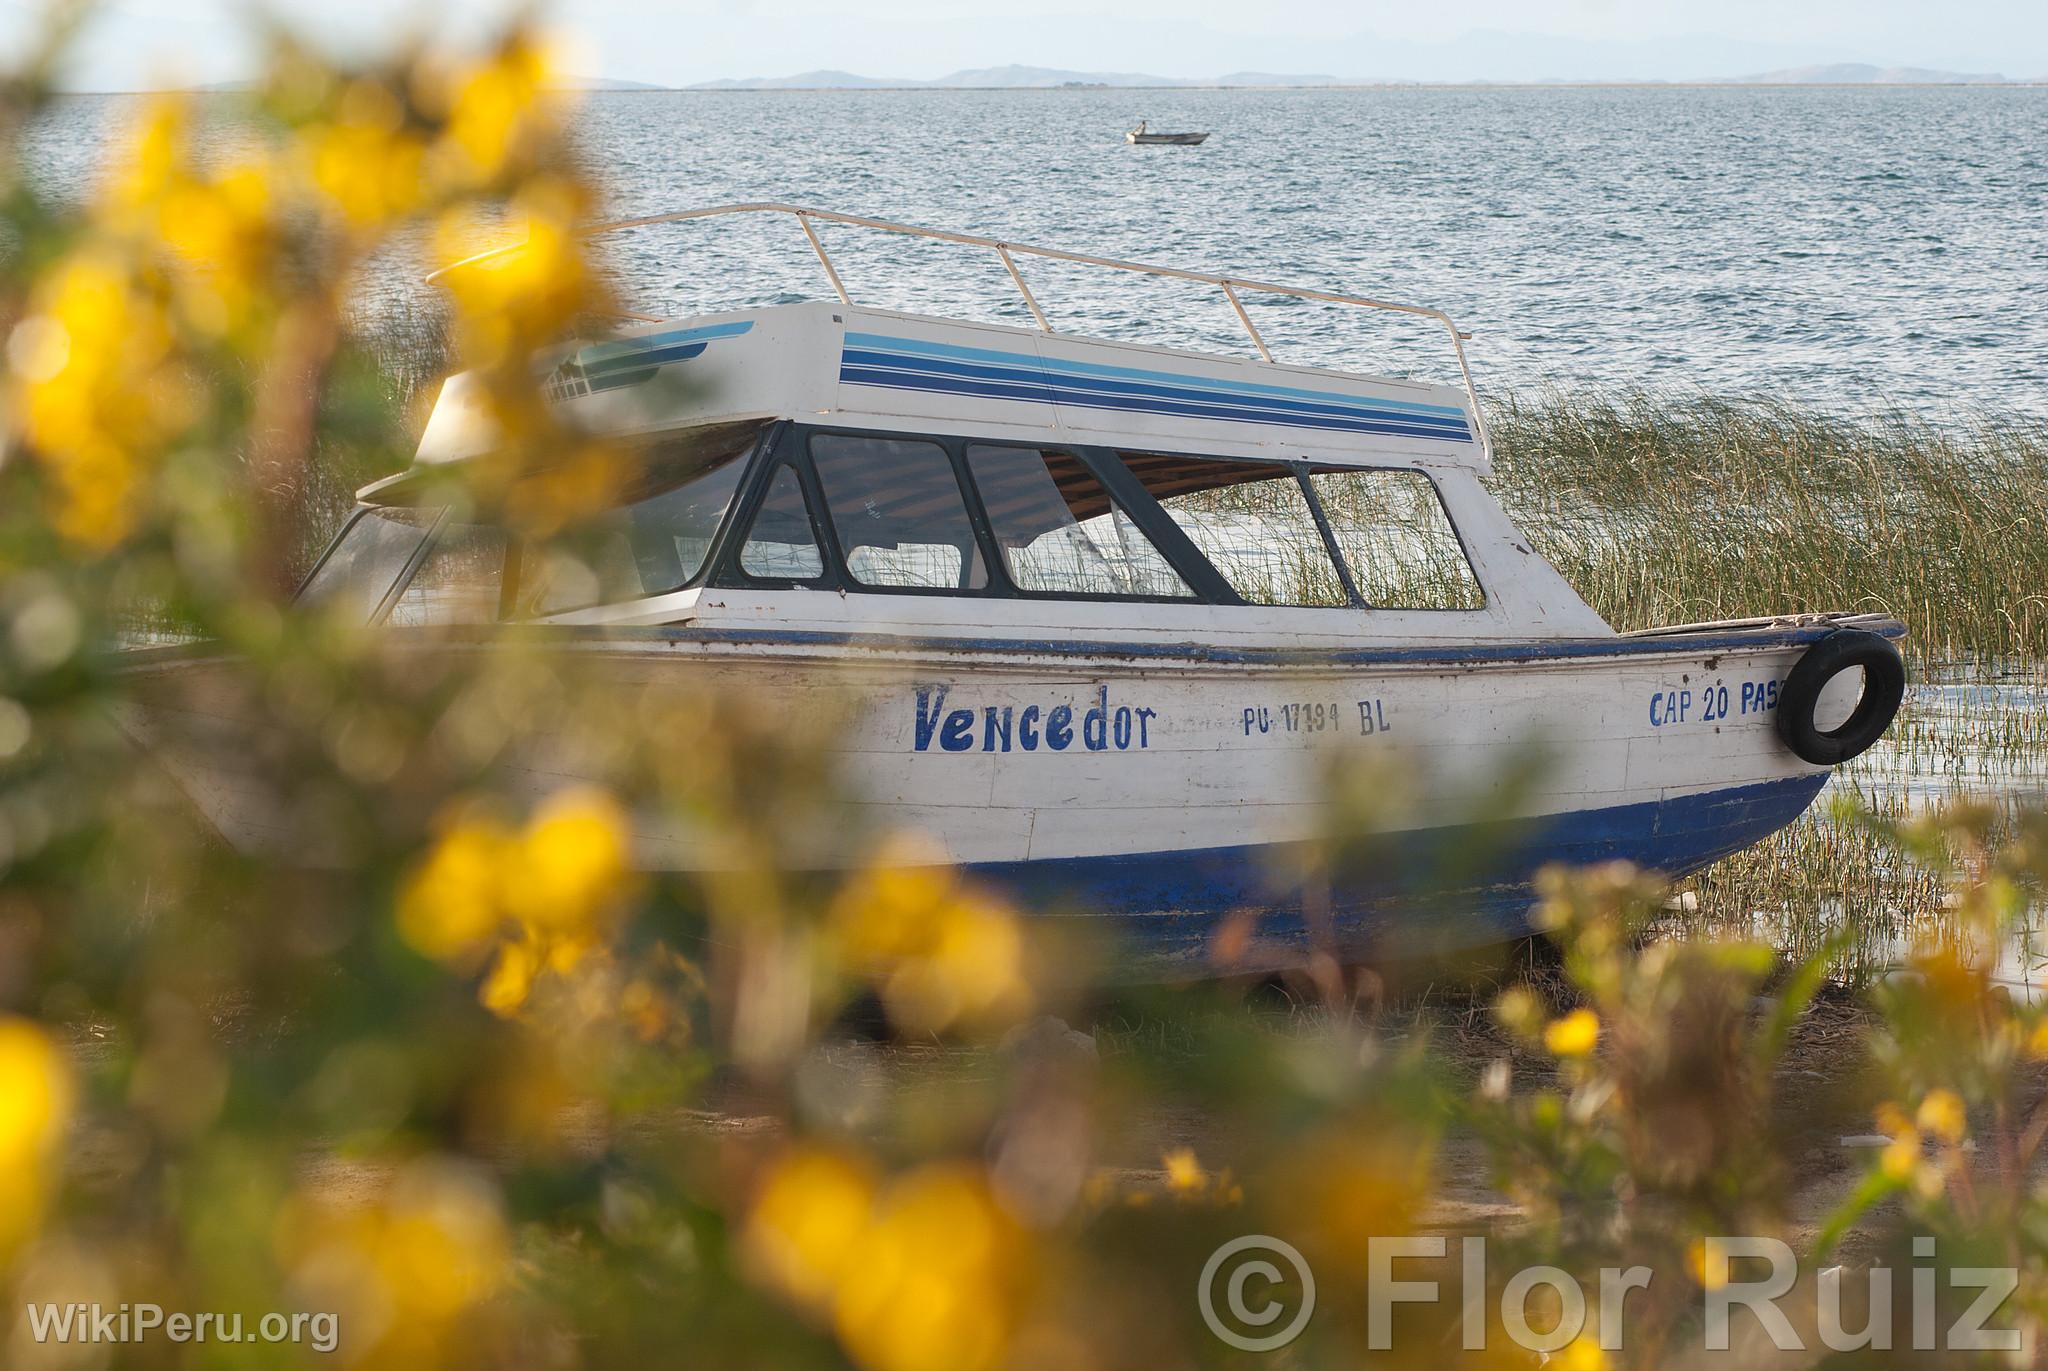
top-left (126, 205), bottom-right (1906, 966)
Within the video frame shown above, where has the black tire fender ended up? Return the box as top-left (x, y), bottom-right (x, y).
top-left (1773, 629), bottom-right (1906, 765)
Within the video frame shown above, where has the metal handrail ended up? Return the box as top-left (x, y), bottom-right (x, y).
top-left (427, 201), bottom-right (1493, 458)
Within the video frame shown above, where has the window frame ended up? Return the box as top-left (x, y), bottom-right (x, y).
top-left (705, 426), bottom-right (1251, 605)
top-left (719, 440), bottom-right (837, 590)
top-left (792, 426), bottom-right (1003, 598)
top-left (1302, 461), bottom-right (1489, 612)
top-left (423, 419), bottom-right (1493, 616)
top-left (1105, 447), bottom-right (1358, 608)
top-left (955, 439), bottom-right (1207, 605)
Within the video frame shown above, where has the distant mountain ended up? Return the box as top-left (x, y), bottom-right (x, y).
top-left (680, 61), bottom-right (2038, 91)
top-left (929, 64), bottom-right (1173, 87)
top-left (1732, 62), bottom-right (2008, 84)
top-left (555, 75), bottom-right (672, 91)
top-left (687, 65), bottom-right (1343, 91)
top-left (690, 69), bottom-right (907, 90)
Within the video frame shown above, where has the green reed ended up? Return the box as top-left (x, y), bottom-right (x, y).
top-left (1486, 391), bottom-right (2048, 664)
top-left (1667, 665), bottom-right (2048, 974)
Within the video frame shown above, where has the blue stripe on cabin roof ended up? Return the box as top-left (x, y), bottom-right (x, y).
top-left (840, 348), bottom-right (1473, 434)
top-left (843, 330), bottom-right (1471, 420)
top-left (839, 362), bottom-right (1470, 443)
top-left (585, 341), bottom-right (709, 378)
top-left (575, 319), bottom-right (754, 367)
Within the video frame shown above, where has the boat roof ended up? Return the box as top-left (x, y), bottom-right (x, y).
top-left (403, 204), bottom-right (1494, 493)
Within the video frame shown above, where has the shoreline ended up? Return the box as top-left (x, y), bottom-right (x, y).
top-left (55, 80), bottom-right (2048, 97)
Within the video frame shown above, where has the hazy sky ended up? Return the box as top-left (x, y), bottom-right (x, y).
top-left (9, 0), bottom-right (2048, 88)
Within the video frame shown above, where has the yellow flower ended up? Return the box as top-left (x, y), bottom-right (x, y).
top-left (10, 249), bottom-right (190, 549)
top-left (1554, 1334), bottom-right (1610, 1371)
top-left (1276, 1128), bottom-right (1433, 1272)
top-left (2027, 1018), bottom-right (2048, 1059)
top-left (503, 784), bottom-right (633, 938)
top-left (434, 179), bottom-right (599, 371)
top-left (397, 787), bottom-right (634, 1014)
top-left (1917, 1089), bottom-right (1967, 1145)
top-left (1543, 1008), bottom-right (1600, 1058)
top-left (885, 894), bottom-right (1029, 1034)
top-left (302, 80), bottom-right (428, 229)
top-left (745, 1154), bottom-right (1029, 1371)
top-left (1162, 1148), bottom-right (1206, 1195)
top-left (478, 934), bottom-right (543, 1018)
top-left (1880, 1129), bottom-right (1923, 1182)
top-left (1685, 1238), bottom-right (1722, 1290)
top-left (831, 835), bottom-right (1031, 1035)
top-left (439, 34), bottom-right (555, 185)
top-left (0, 1018), bottom-right (73, 1258)
top-left (103, 96), bottom-right (188, 223)
top-left (276, 1158), bottom-right (508, 1363)
top-left (834, 1165), bottom-right (1025, 1371)
top-left (397, 814), bottom-right (514, 964)
top-left (744, 1148), bottom-right (880, 1314)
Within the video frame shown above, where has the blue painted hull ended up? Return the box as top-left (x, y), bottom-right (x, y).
top-left (967, 774), bottom-right (1829, 969)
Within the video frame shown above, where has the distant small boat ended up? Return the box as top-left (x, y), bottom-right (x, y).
top-left (1127, 120), bottom-right (1209, 145)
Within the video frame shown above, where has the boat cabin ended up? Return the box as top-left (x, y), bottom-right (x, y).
top-left (305, 208), bottom-right (1610, 649)
top-left (306, 302), bottom-right (1610, 644)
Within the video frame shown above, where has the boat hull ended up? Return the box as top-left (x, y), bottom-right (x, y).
top-left (996, 772), bottom-right (1825, 968)
top-left (118, 620), bottom-right (1881, 965)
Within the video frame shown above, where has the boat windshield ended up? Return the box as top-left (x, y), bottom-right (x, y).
top-left (301, 422), bottom-right (767, 624)
top-left (298, 506), bottom-right (438, 621)
top-left (516, 429), bottom-right (758, 615)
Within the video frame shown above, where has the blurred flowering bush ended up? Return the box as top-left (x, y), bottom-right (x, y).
top-left (0, 11), bottom-right (1080, 1367)
top-left (4, 8), bottom-right (2048, 1371)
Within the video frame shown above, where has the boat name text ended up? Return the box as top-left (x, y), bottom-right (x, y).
top-left (913, 686), bottom-right (1156, 753)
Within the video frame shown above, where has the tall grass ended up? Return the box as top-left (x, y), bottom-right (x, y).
top-left (1486, 391), bottom-right (2048, 663)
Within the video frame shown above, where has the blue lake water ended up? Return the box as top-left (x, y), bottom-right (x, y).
top-left (589, 86), bottom-right (2048, 417)
top-left (29, 85), bottom-right (2048, 413)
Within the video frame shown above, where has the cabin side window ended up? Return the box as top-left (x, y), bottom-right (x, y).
top-left (1114, 453), bottom-right (1349, 608)
top-left (1307, 467), bottom-right (1485, 610)
top-left (810, 434), bottom-right (990, 591)
top-left (964, 444), bottom-right (1190, 599)
top-left (736, 462), bottom-right (827, 581)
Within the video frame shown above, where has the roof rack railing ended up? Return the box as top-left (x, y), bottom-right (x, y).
top-left (427, 201), bottom-right (1492, 458)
